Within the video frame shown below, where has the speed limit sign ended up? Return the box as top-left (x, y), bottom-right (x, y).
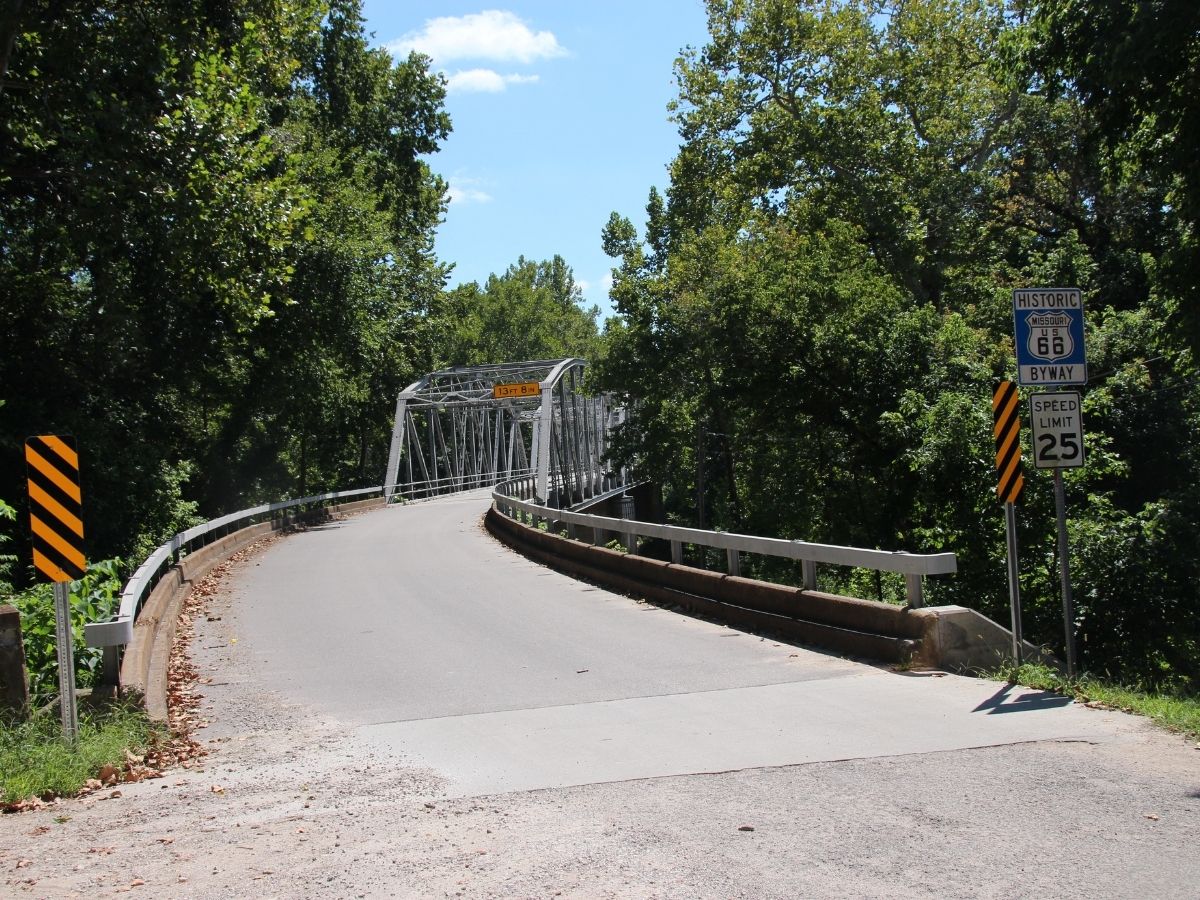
top-left (1029, 392), bottom-right (1085, 469)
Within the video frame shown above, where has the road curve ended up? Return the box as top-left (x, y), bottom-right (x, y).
top-left (213, 491), bottom-right (1154, 797)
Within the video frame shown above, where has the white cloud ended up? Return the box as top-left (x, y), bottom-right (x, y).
top-left (446, 177), bottom-right (493, 205)
top-left (446, 69), bottom-right (539, 94)
top-left (388, 11), bottom-right (566, 64)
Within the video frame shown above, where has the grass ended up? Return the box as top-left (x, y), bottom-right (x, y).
top-left (993, 662), bottom-right (1200, 741)
top-left (0, 696), bottom-right (162, 807)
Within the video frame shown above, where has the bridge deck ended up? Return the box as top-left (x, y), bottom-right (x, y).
top-left (208, 491), bottom-right (1132, 797)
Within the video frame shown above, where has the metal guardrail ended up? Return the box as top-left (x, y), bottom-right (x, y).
top-left (84, 485), bottom-right (384, 649)
top-left (387, 468), bottom-right (535, 502)
top-left (491, 481), bottom-right (957, 607)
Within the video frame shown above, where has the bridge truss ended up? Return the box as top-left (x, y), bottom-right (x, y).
top-left (384, 358), bottom-right (626, 506)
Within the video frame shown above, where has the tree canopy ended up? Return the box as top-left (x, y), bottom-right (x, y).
top-left (0, 0), bottom-right (451, 558)
top-left (597, 0), bottom-right (1200, 690)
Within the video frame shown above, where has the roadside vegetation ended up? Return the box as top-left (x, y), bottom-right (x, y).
top-left (0, 697), bottom-right (163, 810)
top-left (995, 662), bottom-right (1200, 742)
top-left (596, 0), bottom-right (1200, 698)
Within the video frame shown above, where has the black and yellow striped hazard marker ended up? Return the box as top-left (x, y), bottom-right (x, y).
top-left (992, 382), bottom-right (1025, 505)
top-left (24, 435), bottom-right (86, 582)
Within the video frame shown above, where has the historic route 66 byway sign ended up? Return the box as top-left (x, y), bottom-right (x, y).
top-left (1013, 288), bottom-right (1087, 386)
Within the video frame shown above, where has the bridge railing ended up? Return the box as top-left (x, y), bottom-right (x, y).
top-left (491, 480), bottom-right (956, 607)
top-left (387, 468), bottom-right (535, 502)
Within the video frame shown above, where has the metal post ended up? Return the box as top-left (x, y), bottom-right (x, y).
top-left (383, 396), bottom-right (408, 500)
top-left (726, 549), bottom-right (741, 577)
top-left (53, 581), bottom-right (78, 744)
top-left (1004, 502), bottom-right (1024, 666)
top-left (100, 645), bottom-right (119, 688)
top-left (618, 493), bottom-right (635, 554)
top-left (801, 559), bottom-right (817, 591)
top-left (1054, 469), bottom-right (1077, 678)
top-left (904, 573), bottom-right (924, 608)
top-left (536, 384), bottom-right (553, 502)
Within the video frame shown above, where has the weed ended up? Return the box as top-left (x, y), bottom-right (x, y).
top-left (991, 661), bottom-right (1200, 740)
top-left (6, 560), bottom-right (124, 705)
top-left (0, 696), bottom-right (163, 806)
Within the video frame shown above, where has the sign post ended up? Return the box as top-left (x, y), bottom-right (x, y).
top-left (1029, 392), bottom-right (1085, 678)
top-left (1014, 287), bottom-right (1087, 678)
top-left (24, 435), bottom-right (86, 744)
top-left (992, 381), bottom-right (1026, 665)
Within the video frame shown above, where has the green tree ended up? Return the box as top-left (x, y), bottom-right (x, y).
top-left (0, 1), bottom-right (452, 564)
top-left (436, 256), bottom-right (601, 366)
top-left (1022, 0), bottom-right (1200, 347)
top-left (597, 0), bottom-right (1200, 689)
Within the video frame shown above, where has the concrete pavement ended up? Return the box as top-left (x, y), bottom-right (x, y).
top-left (219, 490), bottom-right (1158, 797)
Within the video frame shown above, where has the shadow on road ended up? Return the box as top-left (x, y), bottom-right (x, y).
top-left (972, 682), bottom-right (1073, 715)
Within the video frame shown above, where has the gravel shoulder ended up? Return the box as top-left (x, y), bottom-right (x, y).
top-left (2, 515), bottom-right (1198, 899)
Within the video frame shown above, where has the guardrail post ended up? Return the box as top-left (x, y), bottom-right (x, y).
top-left (726, 548), bottom-right (741, 577)
top-left (801, 559), bottom-right (817, 591)
top-left (99, 645), bottom-right (120, 688)
top-left (905, 573), bottom-right (924, 608)
top-left (670, 540), bottom-right (683, 565)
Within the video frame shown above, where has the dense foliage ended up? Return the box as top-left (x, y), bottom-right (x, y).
top-left (0, 0), bottom-right (450, 560)
top-left (0, 1), bottom-right (599, 573)
top-left (597, 0), bottom-right (1199, 691)
top-left (7, 559), bottom-right (123, 704)
top-left (0, 0), bottom-right (599, 714)
top-left (435, 255), bottom-right (602, 366)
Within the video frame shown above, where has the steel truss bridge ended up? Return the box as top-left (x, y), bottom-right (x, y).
top-left (383, 358), bottom-right (627, 508)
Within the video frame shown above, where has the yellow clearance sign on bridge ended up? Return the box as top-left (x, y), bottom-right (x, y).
top-left (493, 382), bottom-right (541, 400)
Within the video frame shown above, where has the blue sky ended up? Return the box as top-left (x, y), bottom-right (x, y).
top-left (360, 2), bottom-right (712, 318)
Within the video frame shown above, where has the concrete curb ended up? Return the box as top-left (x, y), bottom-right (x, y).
top-left (123, 497), bottom-right (385, 720)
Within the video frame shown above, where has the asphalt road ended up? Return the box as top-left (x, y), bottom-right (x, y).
top-left (3, 490), bottom-right (1196, 898)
